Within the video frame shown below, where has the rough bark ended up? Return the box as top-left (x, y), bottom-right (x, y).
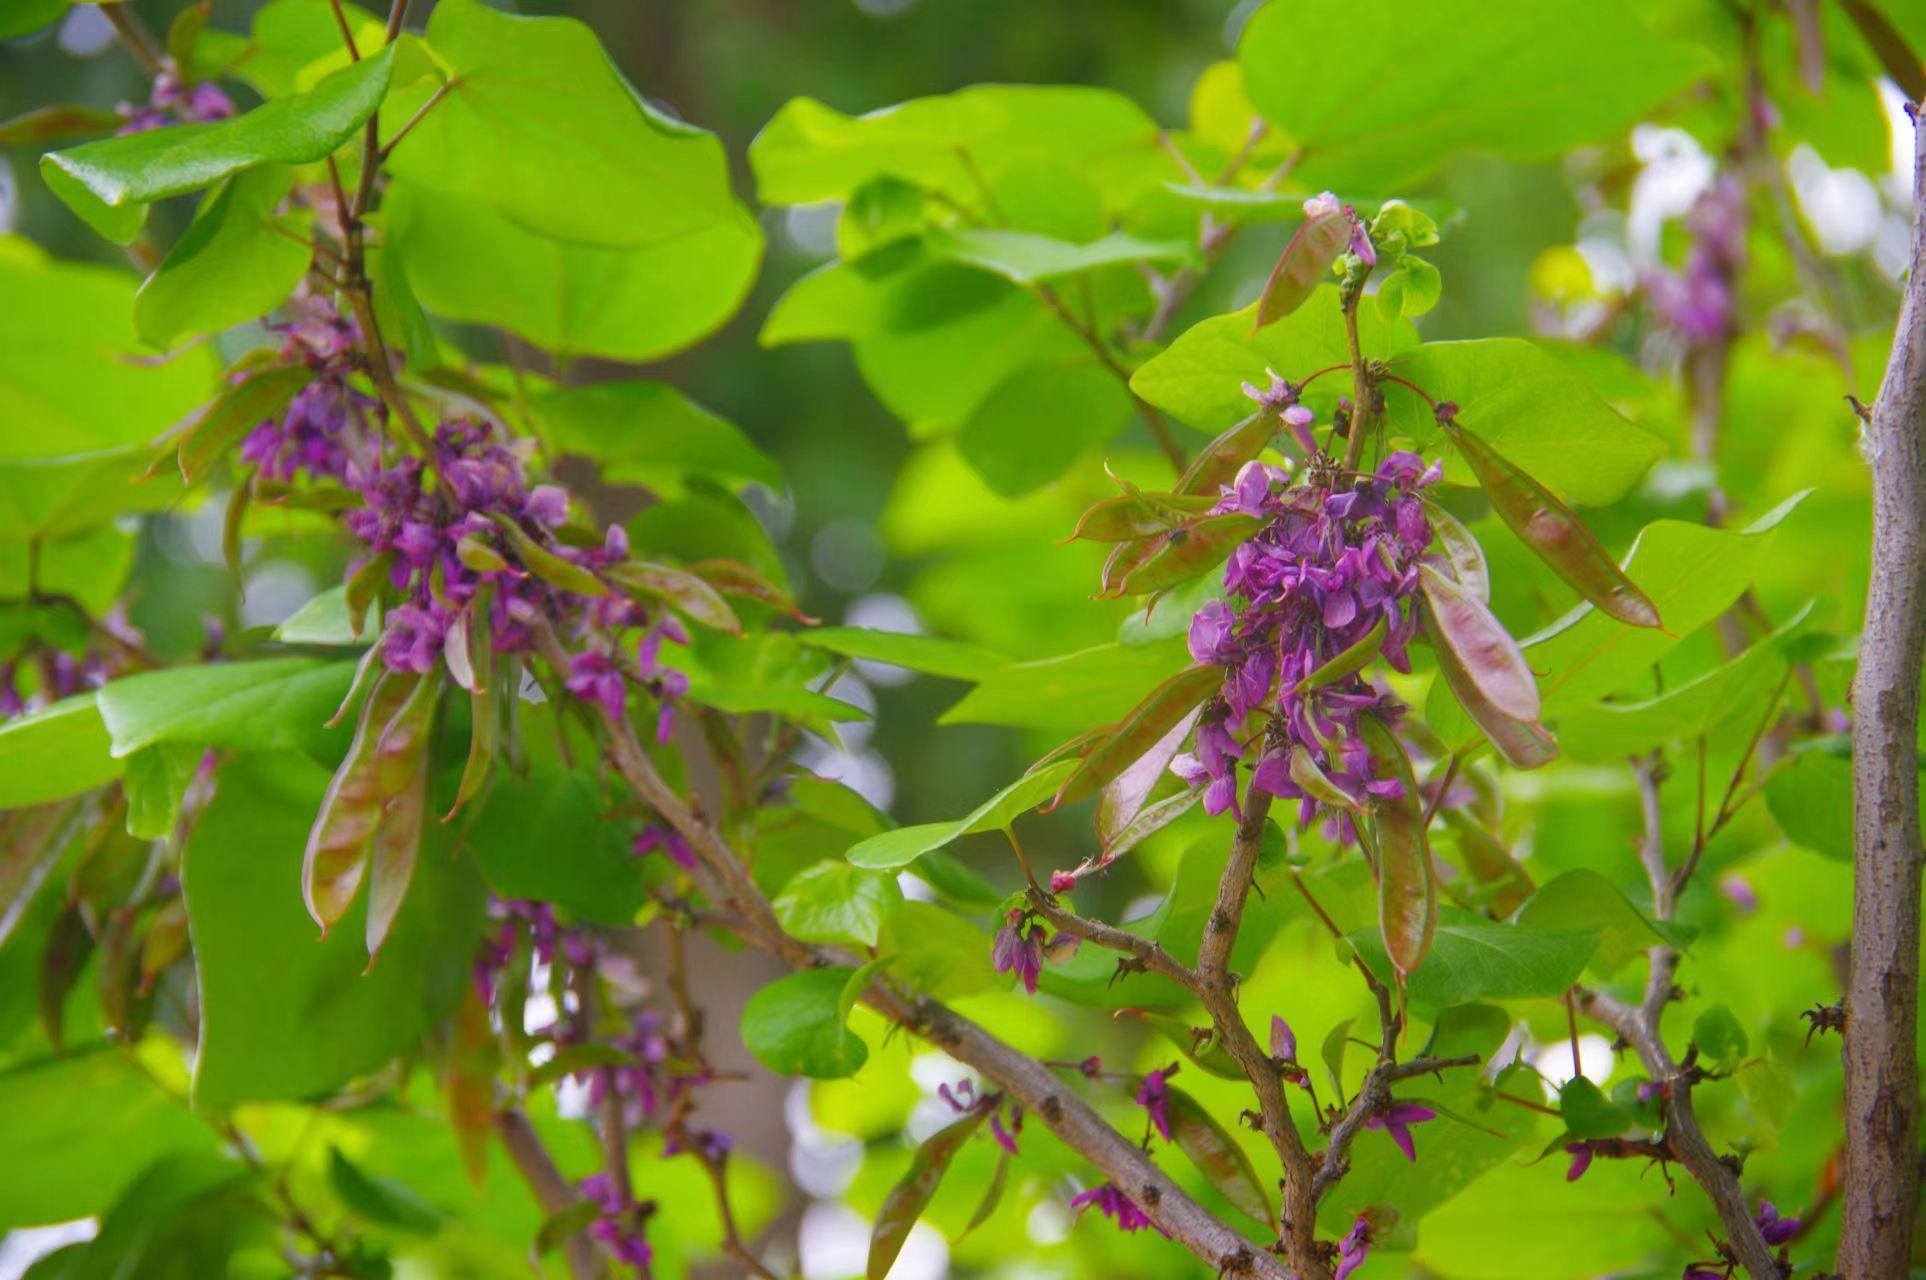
top-left (1841, 101), bottom-right (1926, 1280)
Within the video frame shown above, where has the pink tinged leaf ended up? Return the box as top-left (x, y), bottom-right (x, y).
top-left (1252, 209), bottom-right (1352, 332)
top-left (302, 670), bottom-right (416, 933)
top-left (611, 560), bottom-right (742, 634)
top-left (1165, 1088), bottom-right (1274, 1227)
top-left (1174, 412), bottom-right (1280, 497)
top-left (1360, 718), bottom-right (1436, 980)
top-left (1096, 705), bottom-right (1203, 844)
top-left (1053, 666), bottom-right (1226, 811)
top-left (1418, 563), bottom-right (1539, 721)
top-left (1099, 788), bottom-right (1201, 860)
top-left (868, 1109), bottom-right (988, 1280)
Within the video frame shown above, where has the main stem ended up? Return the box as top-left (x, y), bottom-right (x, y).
top-left (1841, 100), bottom-right (1926, 1280)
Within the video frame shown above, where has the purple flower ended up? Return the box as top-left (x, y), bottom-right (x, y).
top-left (566, 650), bottom-right (626, 720)
top-left (524, 484), bottom-right (569, 528)
top-left (989, 1106), bottom-right (1022, 1155)
top-left (1364, 1102), bottom-right (1436, 1162)
top-left (1754, 1200), bottom-right (1799, 1246)
top-left (1270, 1016), bottom-right (1297, 1063)
top-left (1683, 1269), bottom-right (1725, 1280)
top-left (1335, 1215), bottom-right (1371, 1280)
top-left (381, 602), bottom-right (448, 674)
top-left (1135, 1064), bottom-right (1178, 1142)
top-left (1565, 1142), bottom-right (1595, 1182)
top-left (992, 916), bottom-right (1044, 995)
top-left (633, 825), bottom-right (697, 871)
top-left (1069, 1182), bottom-right (1165, 1236)
top-left (1303, 192), bottom-right (1341, 219)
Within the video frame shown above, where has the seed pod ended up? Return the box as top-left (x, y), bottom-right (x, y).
top-left (1167, 1088), bottom-right (1274, 1226)
top-left (1114, 1008), bottom-right (1245, 1080)
top-left (1100, 534), bottom-right (1165, 597)
top-left (1420, 496), bottom-right (1489, 600)
top-left (303, 670), bottom-right (416, 933)
top-left (1425, 611), bottom-right (1559, 770)
top-left (455, 533), bottom-right (515, 576)
top-left (1290, 743), bottom-right (1366, 812)
top-left (1290, 616), bottom-right (1388, 696)
top-left (446, 587), bottom-right (497, 823)
top-left (492, 516), bottom-right (607, 597)
top-left (1052, 664), bottom-right (1225, 809)
top-left (869, 1108), bottom-right (987, 1280)
top-left (689, 558), bottom-right (818, 624)
top-left (1176, 412), bottom-right (1280, 497)
top-left (1418, 564), bottom-right (1539, 721)
top-left (176, 366), bottom-right (310, 483)
top-left (1114, 514), bottom-right (1260, 596)
top-left (610, 560), bottom-right (741, 634)
top-left (1360, 718), bottom-right (1436, 980)
top-left (1439, 418), bottom-right (1660, 628)
top-left (365, 678), bottom-right (438, 963)
top-left (1252, 209), bottom-right (1351, 332)
top-left (1066, 491), bottom-right (1218, 543)
top-left (1096, 706), bottom-right (1202, 845)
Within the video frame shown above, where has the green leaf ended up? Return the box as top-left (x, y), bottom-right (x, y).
top-left (1559, 1077), bottom-right (1633, 1140)
top-left (0, 247), bottom-right (218, 459)
top-left (1556, 603), bottom-right (1818, 763)
top-left (1238, 0), bottom-right (1713, 191)
top-left (0, 1048), bottom-right (218, 1230)
top-left (773, 860), bottom-right (903, 948)
top-left (0, 694), bottom-right (120, 808)
top-left (275, 586), bottom-right (360, 647)
top-left (957, 359), bottom-right (1133, 497)
top-left (1130, 290), bottom-right (1419, 432)
top-left (97, 658), bottom-right (355, 761)
top-left (45, 1150), bottom-right (263, 1280)
top-left (463, 769), bottom-right (646, 926)
top-left (1350, 911), bottom-right (1599, 1006)
top-left (523, 381), bottom-right (780, 493)
top-left (0, 450), bottom-right (182, 545)
top-left (134, 165), bottom-right (312, 349)
top-left (751, 86), bottom-right (1160, 211)
top-left (1692, 1004), bottom-right (1749, 1071)
top-left (939, 638), bottom-right (1189, 730)
top-left (385, 180), bottom-right (761, 363)
top-left (176, 365), bottom-right (312, 484)
top-left (184, 752), bottom-right (485, 1107)
top-left (1377, 256), bottom-right (1442, 320)
top-left (1523, 494), bottom-right (1809, 710)
top-left (796, 626), bottom-right (1010, 682)
top-left (41, 46), bottom-right (394, 244)
top-left (327, 1147), bottom-right (446, 1236)
top-left (1382, 339), bottom-right (1665, 507)
top-left (385, 0), bottom-right (747, 248)
top-left (1514, 870), bottom-right (1691, 976)
top-left (740, 968), bottom-right (869, 1079)
top-left (925, 226), bottom-right (1191, 284)
top-left (846, 759), bottom-right (1076, 869)
top-left (122, 743), bottom-right (203, 841)
top-left (1765, 742), bottom-right (1856, 861)
top-left (213, 0), bottom-right (387, 100)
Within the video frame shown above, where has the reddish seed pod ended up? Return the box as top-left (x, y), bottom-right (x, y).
top-left (1176, 412), bottom-right (1280, 497)
top-left (1418, 564), bottom-right (1539, 722)
top-left (1114, 513), bottom-right (1261, 596)
top-left (1360, 717), bottom-right (1436, 980)
top-left (1251, 209), bottom-right (1352, 333)
top-left (1052, 664), bottom-right (1225, 810)
top-left (1424, 610), bottom-right (1559, 770)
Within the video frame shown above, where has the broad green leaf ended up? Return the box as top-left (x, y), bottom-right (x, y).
top-left (939, 638), bottom-right (1190, 730)
top-left (751, 86), bottom-right (1161, 212)
top-left (0, 694), bottom-right (120, 808)
top-left (846, 759), bottom-right (1076, 869)
top-left (327, 1147), bottom-right (446, 1235)
top-left (957, 359), bottom-right (1133, 497)
top-left (97, 658), bottom-right (355, 761)
top-left (385, 0), bottom-right (747, 248)
top-left (1351, 910), bottom-right (1599, 1006)
top-left (385, 181), bottom-right (761, 363)
top-left (0, 248), bottom-right (218, 459)
top-left (0, 0), bottom-right (64, 40)
top-left (122, 743), bottom-right (203, 841)
top-left (772, 860), bottom-right (903, 948)
top-left (1515, 869), bottom-right (1692, 976)
top-left (41, 46), bottom-right (394, 244)
top-left (213, 0), bottom-right (388, 100)
top-left (1523, 494), bottom-right (1809, 710)
top-left (0, 450), bottom-right (183, 545)
top-left (740, 968), bottom-right (869, 1079)
top-left (1238, 0), bottom-right (1713, 190)
top-left (796, 626), bottom-right (1009, 682)
top-left (0, 1048), bottom-right (218, 1230)
top-left (876, 901), bottom-right (999, 1001)
top-left (45, 1149), bottom-right (263, 1280)
top-left (1692, 1004), bottom-right (1749, 1071)
top-left (185, 753), bottom-right (484, 1107)
top-left (134, 165), bottom-right (311, 349)
top-left (523, 381), bottom-right (780, 493)
top-left (1764, 741), bottom-right (1856, 861)
top-left (925, 226), bottom-right (1192, 284)
top-left (275, 586), bottom-right (359, 646)
top-left (1383, 339), bottom-right (1665, 506)
top-left (1559, 1077), bottom-right (1633, 1140)
top-left (1556, 603), bottom-right (1818, 762)
top-left (1130, 290), bottom-right (1420, 432)
top-left (463, 770), bottom-right (646, 926)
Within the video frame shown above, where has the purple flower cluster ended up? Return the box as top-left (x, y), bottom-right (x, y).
top-left (1135, 1064), bottom-right (1177, 1142)
top-left (238, 297), bottom-right (689, 732)
top-left (1335, 1214), bottom-right (1372, 1280)
top-left (1174, 425), bottom-right (1439, 841)
top-left (580, 1172), bottom-right (654, 1272)
top-left (1069, 1181), bottom-right (1165, 1236)
top-left (117, 66), bottom-right (233, 134)
top-left (1645, 174), bottom-right (1745, 344)
top-left (582, 1011), bottom-right (674, 1128)
top-left (472, 898), bottom-right (593, 1005)
top-left (632, 824), bottom-right (698, 871)
top-left (0, 609), bottom-right (141, 720)
top-left (992, 910), bottom-right (1045, 995)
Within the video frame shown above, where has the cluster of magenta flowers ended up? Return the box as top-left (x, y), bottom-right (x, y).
top-left (472, 898), bottom-right (592, 1006)
top-left (1645, 173), bottom-right (1744, 345)
top-left (1680, 1201), bottom-right (1800, 1279)
top-left (991, 907), bottom-right (1077, 996)
top-left (1174, 400), bottom-right (1440, 841)
top-left (240, 296), bottom-right (689, 734)
top-left (579, 1172), bottom-right (654, 1272)
top-left (1069, 1181), bottom-right (1164, 1236)
top-left (116, 65), bottom-right (233, 134)
top-left (0, 607), bottom-right (142, 721)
